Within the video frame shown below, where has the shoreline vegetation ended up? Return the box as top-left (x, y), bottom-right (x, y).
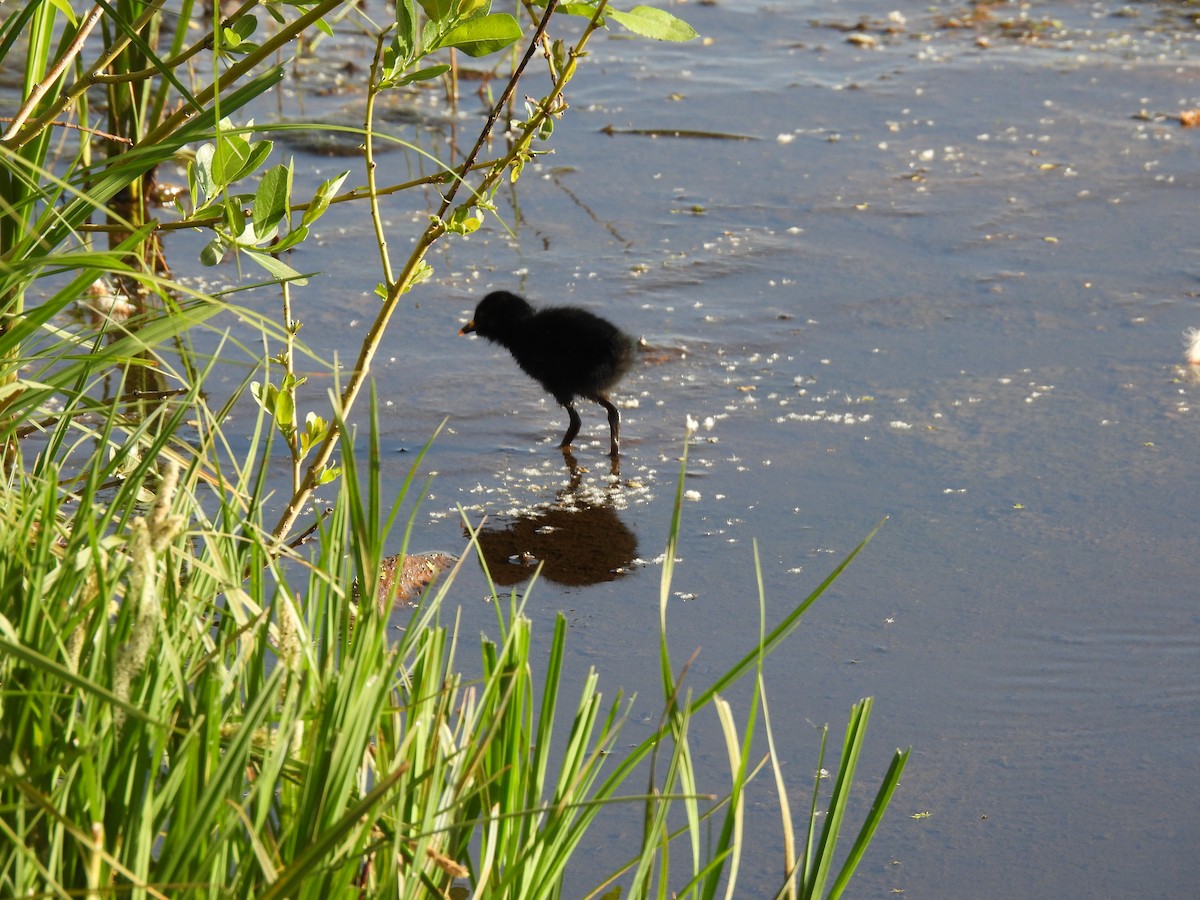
top-left (0, 1), bottom-right (907, 895)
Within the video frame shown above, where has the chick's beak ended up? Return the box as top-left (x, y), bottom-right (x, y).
top-left (458, 319), bottom-right (475, 336)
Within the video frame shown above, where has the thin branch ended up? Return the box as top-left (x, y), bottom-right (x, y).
top-left (435, 0), bottom-right (561, 220)
top-left (286, 508), bottom-right (332, 551)
top-left (2, 3), bottom-right (105, 142)
top-left (74, 156), bottom-right (508, 236)
top-left (0, 117), bottom-right (134, 145)
top-left (365, 32), bottom-right (396, 291)
top-left (270, 0), bottom-right (608, 543)
top-left (89, 0), bottom-right (263, 84)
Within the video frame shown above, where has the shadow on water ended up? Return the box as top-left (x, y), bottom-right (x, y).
top-left (471, 451), bottom-right (638, 587)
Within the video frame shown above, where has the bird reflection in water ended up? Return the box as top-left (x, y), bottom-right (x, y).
top-left (472, 451), bottom-right (637, 588)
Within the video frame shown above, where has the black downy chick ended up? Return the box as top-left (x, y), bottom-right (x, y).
top-left (459, 291), bottom-right (635, 456)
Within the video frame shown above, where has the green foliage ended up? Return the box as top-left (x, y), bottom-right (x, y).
top-left (0, 413), bottom-right (906, 897)
top-left (607, 5), bottom-right (699, 41)
top-left (186, 129), bottom-right (345, 280)
top-left (220, 14), bottom-right (261, 56)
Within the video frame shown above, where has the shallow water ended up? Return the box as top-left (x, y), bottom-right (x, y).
top-left (70, 0), bottom-right (1200, 895)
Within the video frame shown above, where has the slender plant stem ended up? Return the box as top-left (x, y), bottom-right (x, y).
top-left (2, 0), bottom-right (169, 151)
top-left (434, 0), bottom-right (562, 220)
top-left (269, 0), bottom-right (606, 542)
top-left (280, 280), bottom-right (302, 492)
top-left (90, 0), bottom-right (261, 84)
top-left (365, 32), bottom-right (396, 291)
top-left (1, 3), bottom-right (106, 142)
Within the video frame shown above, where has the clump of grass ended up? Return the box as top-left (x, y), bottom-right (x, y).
top-left (0, 398), bottom-right (906, 896)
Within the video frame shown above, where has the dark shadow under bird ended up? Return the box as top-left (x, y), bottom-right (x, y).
top-left (459, 290), bottom-right (636, 456)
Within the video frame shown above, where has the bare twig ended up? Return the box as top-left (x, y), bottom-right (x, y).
top-left (270, 0), bottom-right (611, 543)
top-left (90, 0), bottom-right (263, 84)
top-left (2, 3), bottom-right (105, 143)
top-left (2, 0), bottom-right (169, 151)
top-left (435, 0), bottom-right (561, 220)
top-left (0, 117), bottom-right (134, 145)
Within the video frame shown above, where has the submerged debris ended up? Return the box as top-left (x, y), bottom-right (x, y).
top-left (78, 279), bottom-right (136, 328)
top-left (373, 551), bottom-right (457, 607)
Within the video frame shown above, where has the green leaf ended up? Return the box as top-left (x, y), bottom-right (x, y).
top-left (270, 224), bottom-right (308, 254)
top-left (220, 17), bottom-right (258, 53)
top-left (48, 0), bottom-right (78, 22)
top-left (200, 237), bottom-right (226, 266)
top-left (237, 139), bottom-right (274, 184)
top-left (509, 148), bottom-right (530, 183)
top-left (274, 388), bottom-right (296, 429)
top-left (193, 144), bottom-right (216, 203)
top-left (417, 0), bottom-right (453, 20)
top-left (394, 0), bottom-right (418, 62)
top-left (403, 260), bottom-right (435, 291)
top-left (447, 205), bottom-right (482, 235)
top-left (187, 160), bottom-right (200, 210)
top-left (242, 249), bottom-right (308, 285)
top-left (301, 412), bottom-right (330, 457)
top-left (231, 14), bottom-right (257, 41)
top-left (212, 130), bottom-right (273, 187)
top-left (224, 197), bottom-right (247, 239)
top-left (299, 171), bottom-right (348, 229)
top-left (254, 163), bottom-right (292, 240)
top-left (251, 381), bottom-right (277, 411)
top-left (212, 132), bottom-right (251, 184)
top-left (395, 64), bottom-right (451, 87)
top-left (607, 5), bottom-right (698, 42)
top-left (435, 13), bottom-right (521, 57)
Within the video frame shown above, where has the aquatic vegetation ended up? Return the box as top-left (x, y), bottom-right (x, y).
top-left (0, 408), bottom-right (906, 897)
